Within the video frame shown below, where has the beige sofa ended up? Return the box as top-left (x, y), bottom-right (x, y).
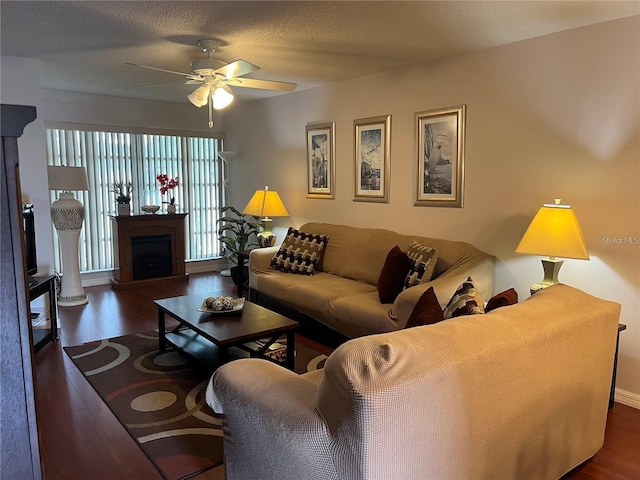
top-left (249, 222), bottom-right (495, 339)
top-left (207, 285), bottom-right (621, 480)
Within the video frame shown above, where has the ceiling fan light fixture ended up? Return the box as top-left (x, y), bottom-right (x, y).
top-left (212, 86), bottom-right (234, 110)
top-left (187, 84), bottom-right (210, 107)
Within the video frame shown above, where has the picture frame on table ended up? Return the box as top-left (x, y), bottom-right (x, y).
top-left (415, 104), bottom-right (466, 208)
top-left (353, 114), bottom-right (391, 203)
top-left (306, 121), bottom-right (335, 199)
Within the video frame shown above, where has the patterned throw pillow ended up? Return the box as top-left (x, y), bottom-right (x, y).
top-left (443, 277), bottom-right (485, 319)
top-left (270, 227), bottom-right (329, 275)
top-left (403, 240), bottom-right (438, 289)
top-left (405, 287), bottom-right (444, 328)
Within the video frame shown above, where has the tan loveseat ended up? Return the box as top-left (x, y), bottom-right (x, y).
top-left (207, 285), bottom-right (621, 480)
top-left (249, 222), bottom-right (495, 338)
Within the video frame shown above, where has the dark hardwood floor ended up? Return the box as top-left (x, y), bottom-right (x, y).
top-left (33, 272), bottom-right (639, 479)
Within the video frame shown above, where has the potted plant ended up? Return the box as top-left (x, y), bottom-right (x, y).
top-left (216, 206), bottom-right (263, 284)
top-left (156, 174), bottom-right (179, 213)
top-left (111, 180), bottom-right (133, 215)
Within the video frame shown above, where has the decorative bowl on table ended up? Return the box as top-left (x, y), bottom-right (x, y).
top-left (198, 296), bottom-right (245, 314)
top-left (141, 205), bottom-right (161, 214)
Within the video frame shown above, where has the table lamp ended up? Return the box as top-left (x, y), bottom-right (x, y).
top-left (48, 165), bottom-right (89, 306)
top-left (242, 186), bottom-right (289, 247)
top-left (515, 199), bottom-right (589, 294)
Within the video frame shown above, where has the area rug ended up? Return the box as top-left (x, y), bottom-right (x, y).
top-left (64, 330), bottom-right (328, 480)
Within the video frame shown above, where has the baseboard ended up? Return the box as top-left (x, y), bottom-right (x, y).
top-left (81, 272), bottom-right (112, 287)
top-left (78, 258), bottom-right (229, 287)
top-left (614, 388), bottom-right (640, 409)
top-left (186, 258), bottom-right (228, 274)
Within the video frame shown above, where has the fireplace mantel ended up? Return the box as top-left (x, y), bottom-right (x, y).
top-left (111, 213), bottom-right (189, 290)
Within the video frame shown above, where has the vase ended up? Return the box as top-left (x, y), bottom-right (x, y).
top-left (118, 203), bottom-right (131, 216)
top-left (166, 204), bottom-right (176, 214)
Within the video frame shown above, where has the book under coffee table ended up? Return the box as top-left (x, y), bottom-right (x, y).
top-left (155, 292), bottom-right (299, 370)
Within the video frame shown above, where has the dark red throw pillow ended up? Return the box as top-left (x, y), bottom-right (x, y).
top-left (377, 246), bottom-right (411, 303)
top-left (485, 288), bottom-right (519, 312)
top-left (405, 287), bottom-right (444, 328)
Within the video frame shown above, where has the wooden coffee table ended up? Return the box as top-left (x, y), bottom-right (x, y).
top-left (155, 292), bottom-right (299, 370)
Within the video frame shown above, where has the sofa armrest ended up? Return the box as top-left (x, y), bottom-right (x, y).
top-left (392, 253), bottom-right (495, 328)
top-left (206, 359), bottom-right (338, 480)
top-left (248, 246), bottom-right (279, 289)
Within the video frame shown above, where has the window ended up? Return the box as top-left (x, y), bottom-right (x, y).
top-left (46, 127), bottom-right (225, 273)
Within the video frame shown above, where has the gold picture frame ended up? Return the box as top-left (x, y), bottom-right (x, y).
top-left (415, 105), bottom-right (466, 208)
top-left (354, 114), bottom-right (391, 203)
top-left (306, 121), bottom-right (335, 199)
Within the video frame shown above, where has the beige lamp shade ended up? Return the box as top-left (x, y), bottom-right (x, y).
top-left (47, 165), bottom-right (89, 191)
top-left (516, 200), bottom-right (589, 260)
top-left (242, 186), bottom-right (289, 219)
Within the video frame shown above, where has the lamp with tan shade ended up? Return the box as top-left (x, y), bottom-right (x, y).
top-left (242, 186), bottom-right (289, 247)
top-left (516, 199), bottom-right (589, 295)
top-left (48, 165), bottom-right (90, 306)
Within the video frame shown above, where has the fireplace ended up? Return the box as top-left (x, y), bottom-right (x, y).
top-left (111, 213), bottom-right (189, 290)
top-left (131, 235), bottom-right (172, 280)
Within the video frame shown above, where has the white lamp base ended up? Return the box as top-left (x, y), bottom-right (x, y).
top-left (51, 192), bottom-right (88, 307)
top-left (257, 233), bottom-right (277, 248)
top-left (530, 258), bottom-right (564, 295)
top-left (258, 217), bottom-right (277, 247)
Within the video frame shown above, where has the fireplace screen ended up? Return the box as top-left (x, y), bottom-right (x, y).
top-left (131, 235), bottom-right (173, 281)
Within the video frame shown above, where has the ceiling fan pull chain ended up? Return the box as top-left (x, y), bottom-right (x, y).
top-left (208, 95), bottom-right (214, 128)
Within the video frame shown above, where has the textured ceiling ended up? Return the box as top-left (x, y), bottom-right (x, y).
top-left (1, 1), bottom-right (638, 105)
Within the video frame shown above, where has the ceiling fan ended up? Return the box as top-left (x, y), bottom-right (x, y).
top-left (127, 39), bottom-right (297, 127)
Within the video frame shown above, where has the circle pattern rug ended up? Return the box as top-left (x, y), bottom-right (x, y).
top-left (64, 330), bottom-right (327, 480)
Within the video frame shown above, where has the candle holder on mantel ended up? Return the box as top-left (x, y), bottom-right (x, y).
top-left (140, 189), bottom-right (161, 214)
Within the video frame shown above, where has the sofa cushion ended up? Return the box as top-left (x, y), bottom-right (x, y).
top-left (270, 227), bottom-right (329, 275)
top-left (254, 271), bottom-right (396, 337)
top-left (403, 240), bottom-right (438, 289)
top-left (443, 277), bottom-right (485, 318)
top-left (405, 287), bottom-right (444, 328)
top-left (300, 223), bottom-right (408, 285)
top-left (377, 246), bottom-right (411, 303)
top-left (486, 288), bottom-right (519, 312)
top-left (330, 291), bottom-right (399, 337)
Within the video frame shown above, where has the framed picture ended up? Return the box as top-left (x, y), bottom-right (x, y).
top-left (415, 105), bottom-right (466, 208)
top-left (306, 121), bottom-right (335, 199)
top-left (353, 114), bottom-right (391, 203)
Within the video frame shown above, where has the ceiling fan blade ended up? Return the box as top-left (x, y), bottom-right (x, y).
top-left (230, 77), bottom-right (297, 92)
top-left (126, 62), bottom-right (202, 81)
top-left (133, 80), bottom-right (188, 88)
top-left (215, 59), bottom-right (260, 79)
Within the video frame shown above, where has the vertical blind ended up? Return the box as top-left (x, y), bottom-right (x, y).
top-left (46, 128), bottom-right (225, 273)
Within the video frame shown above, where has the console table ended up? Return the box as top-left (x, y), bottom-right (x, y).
top-left (111, 213), bottom-right (189, 290)
top-left (29, 275), bottom-right (58, 352)
top-left (610, 323), bottom-right (626, 409)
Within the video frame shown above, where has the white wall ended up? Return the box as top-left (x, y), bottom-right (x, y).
top-left (41, 89), bottom-right (225, 134)
top-left (223, 17), bottom-right (640, 404)
top-left (1, 56), bottom-right (54, 276)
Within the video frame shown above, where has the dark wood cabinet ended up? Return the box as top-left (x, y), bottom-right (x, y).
top-left (111, 213), bottom-right (189, 290)
top-left (1, 104), bottom-right (42, 479)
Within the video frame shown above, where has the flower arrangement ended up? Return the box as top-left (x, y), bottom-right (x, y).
top-left (111, 180), bottom-right (133, 204)
top-left (156, 174), bottom-right (179, 205)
